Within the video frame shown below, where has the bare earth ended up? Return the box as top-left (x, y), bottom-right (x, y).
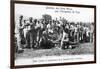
top-left (15, 43), bottom-right (94, 59)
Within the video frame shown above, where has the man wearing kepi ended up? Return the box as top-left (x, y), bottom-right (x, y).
top-left (15, 15), bottom-right (25, 53)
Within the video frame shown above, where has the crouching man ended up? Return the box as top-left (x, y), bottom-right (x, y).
top-left (61, 24), bottom-right (70, 49)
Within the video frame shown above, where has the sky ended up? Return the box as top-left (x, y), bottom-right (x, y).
top-left (15, 4), bottom-right (94, 23)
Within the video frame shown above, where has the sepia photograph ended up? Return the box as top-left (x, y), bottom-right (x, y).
top-left (10, 1), bottom-right (96, 68)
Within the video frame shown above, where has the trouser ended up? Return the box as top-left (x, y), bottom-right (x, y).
top-left (26, 31), bottom-right (31, 48)
top-left (79, 32), bottom-right (83, 42)
top-left (15, 34), bottom-right (23, 50)
top-left (26, 30), bottom-right (37, 49)
top-left (61, 32), bottom-right (69, 48)
top-left (90, 33), bottom-right (93, 43)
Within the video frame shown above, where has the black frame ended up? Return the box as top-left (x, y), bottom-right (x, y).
top-left (10, 0), bottom-right (96, 69)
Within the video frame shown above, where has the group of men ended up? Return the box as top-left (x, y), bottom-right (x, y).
top-left (15, 15), bottom-right (94, 53)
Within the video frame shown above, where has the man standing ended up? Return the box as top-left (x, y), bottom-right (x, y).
top-left (15, 15), bottom-right (25, 53)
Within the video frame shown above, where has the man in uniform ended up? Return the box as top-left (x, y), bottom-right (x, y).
top-left (15, 15), bottom-right (25, 53)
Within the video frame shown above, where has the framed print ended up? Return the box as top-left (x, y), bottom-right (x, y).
top-left (10, 0), bottom-right (96, 69)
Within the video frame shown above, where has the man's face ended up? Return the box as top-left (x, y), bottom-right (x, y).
top-left (19, 16), bottom-right (23, 20)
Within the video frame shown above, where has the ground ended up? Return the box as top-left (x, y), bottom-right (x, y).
top-left (15, 43), bottom-right (94, 59)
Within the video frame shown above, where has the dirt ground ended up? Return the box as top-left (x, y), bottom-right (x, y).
top-left (15, 43), bottom-right (94, 59)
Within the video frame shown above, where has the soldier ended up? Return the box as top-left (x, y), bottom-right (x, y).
top-left (15, 15), bottom-right (25, 53)
top-left (25, 17), bottom-right (36, 49)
